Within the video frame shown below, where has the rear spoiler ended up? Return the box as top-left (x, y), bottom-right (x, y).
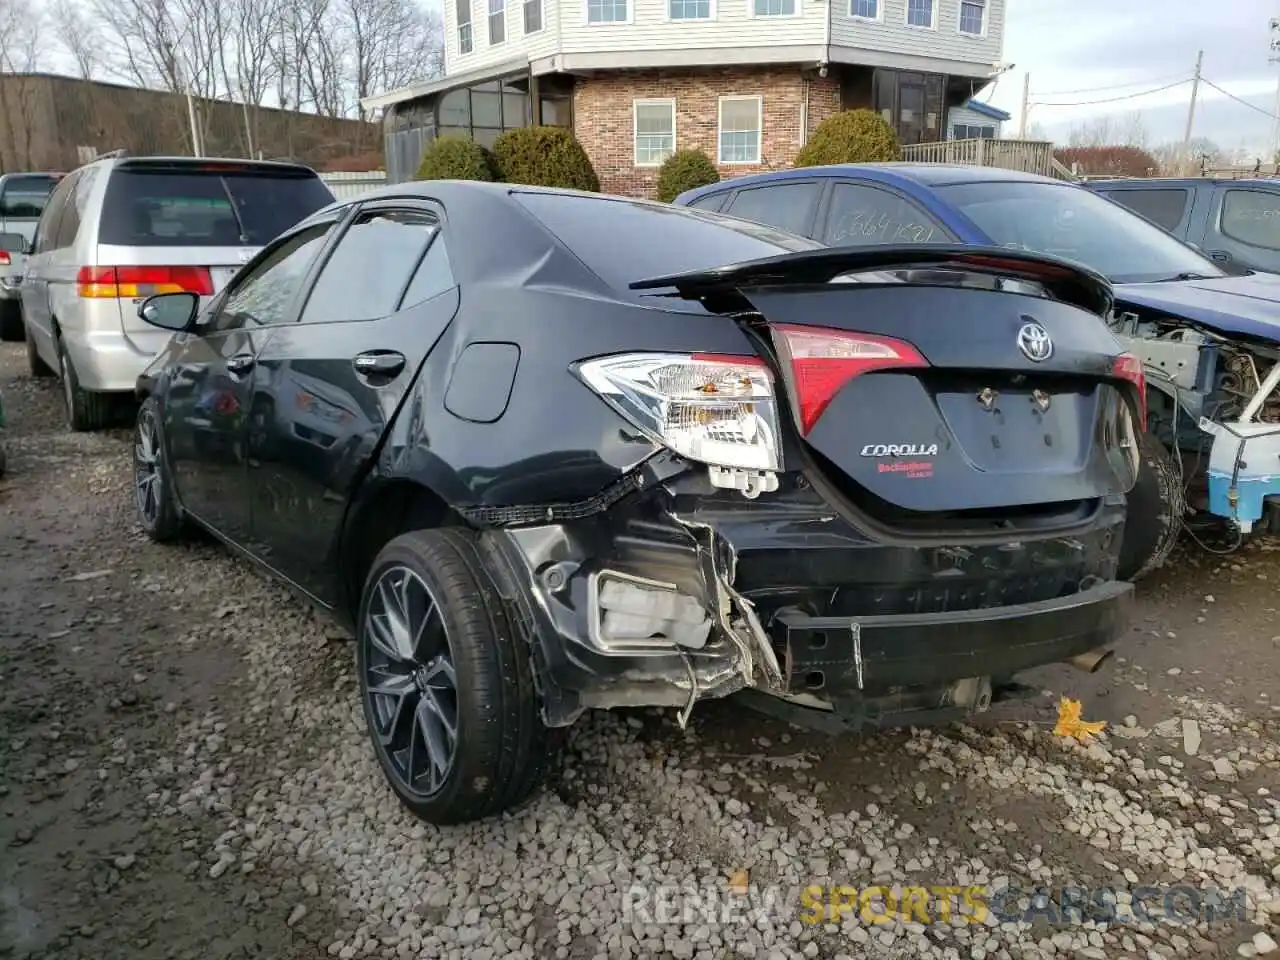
top-left (115, 157), bottom-right (319, 178)
top-left (630, 243), bottom-right (1114, 318)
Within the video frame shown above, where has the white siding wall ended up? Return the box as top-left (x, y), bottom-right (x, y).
top-left (445, 0), bottom-right (561, 76)
top-left (558, 0), bottom-right (821, 54)
top-left (947, 104), bottom-right (1004, 138)
top-left (831, 0), bottom-right (1002, 67)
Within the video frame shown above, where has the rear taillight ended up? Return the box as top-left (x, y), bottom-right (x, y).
top-left (575, 353), bottom-right (781, 474)
top-left (76, 266), bottom-right (214, 299)
top-left (771, 324), bottom-right (928, 435)
top-left (0, 252), bottom-right (9, 266)
top-left (1112, 352), bottom-right (1147, 431)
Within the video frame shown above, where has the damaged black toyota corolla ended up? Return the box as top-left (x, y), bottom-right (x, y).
top-left (131, 181), bottom-right (1142, 825)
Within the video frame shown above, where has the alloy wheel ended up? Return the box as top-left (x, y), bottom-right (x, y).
top-left (134, 411), bottom-right (161, 524)
top-left (362, 565), bottom-right (459, 798)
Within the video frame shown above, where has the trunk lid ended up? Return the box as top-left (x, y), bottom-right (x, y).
top-left (632, 245), bottom-right (1142, 520)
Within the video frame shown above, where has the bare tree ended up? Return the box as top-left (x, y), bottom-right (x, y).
top-left (50, 0), bottom-right (99, 78)
top-left (0, 0), bottom-right (46, 169)
top-left (337, 0), bottom-right (443, 120)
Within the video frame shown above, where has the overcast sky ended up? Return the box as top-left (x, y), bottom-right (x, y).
top-left (985, 0), bottom-right (1277, 156)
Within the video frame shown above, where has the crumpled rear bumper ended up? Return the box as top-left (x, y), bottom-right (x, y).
top-left (478, 458), bottom-right (1130, 728)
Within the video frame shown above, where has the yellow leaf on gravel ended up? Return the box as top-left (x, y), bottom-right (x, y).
top-left (728, 869), bottom-right (749, 894)
top-left (1053, 697), bottom-right (1107, 742)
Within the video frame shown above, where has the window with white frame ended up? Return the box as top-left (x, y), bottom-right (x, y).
top-left (488, 0), bottom-right (505, 43)
top-left (634, 100), bottom-right (675, 166)
top-left (587, 0), bottom-right (627, 22)
top-left (753, 0), bottom-right (795, 15)
top-left (958, 0), bottom-right (984, 33)
top-left (718, 97), bottom-right (761, 164)
top-left (457, 0), bottom-right (473, 53)
top-left (905, 0), bottom-right (933, 27)
top-left (670, 0), bottom-right (710, 18)
top-left (524, 0), bottom-right (543, 31)
top-left (851, 0), bottom-right (877, 16)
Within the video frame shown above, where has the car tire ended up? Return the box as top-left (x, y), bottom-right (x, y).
top-left (1117, 430), bottom-right (1183, 582)
top-left (57, 334), bottom-right (113, 432)
top-left (25, 321), bottom-right (52, 378)
top-left (133, 396), bottom-right (185, 542)
top-left (355, 528), bottom-right (559, 826)
top-left (0, 301), bottom-right (23, 342)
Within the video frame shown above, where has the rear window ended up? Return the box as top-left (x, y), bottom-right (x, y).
top-left (512, 191), bottom-right (821, 292)
top-left (99, 167), bottom-right (334, 247)
top-left (0, 175), bottom-right (60, 218)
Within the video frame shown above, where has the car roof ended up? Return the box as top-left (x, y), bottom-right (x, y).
top-left (1082, 176), bottom-right (1280, 188)
top-left (677, 162), bottom-right (1067, 202)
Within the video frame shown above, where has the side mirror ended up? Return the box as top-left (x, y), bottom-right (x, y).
top-left (139, 292), bottom-right (200, 332)
top-left (0, 232), bottom-right (25, 254)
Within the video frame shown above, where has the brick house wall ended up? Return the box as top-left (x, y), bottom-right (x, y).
top-left (572, 67), bottom-right (841, 199)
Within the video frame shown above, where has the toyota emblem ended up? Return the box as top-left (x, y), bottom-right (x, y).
top-left (1017, 322), bottom-right (1053, 362)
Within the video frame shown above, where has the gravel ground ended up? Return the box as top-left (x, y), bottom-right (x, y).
top-left (2, 339), bottom-right (1279, 960)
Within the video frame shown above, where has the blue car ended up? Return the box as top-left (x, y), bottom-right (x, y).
top-left (675, 163), bottom-right (1280, 577)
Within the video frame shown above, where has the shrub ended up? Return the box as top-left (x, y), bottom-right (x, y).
top-left (655, 149), bottom-right (720, 203)
top-left (794, 109), bottom-right (902, 167)
top-left (1054, 145), bottom-right (1160, 178)
top-left (415, 136), bottom-right (497, 181)
top-left (492, 126), bottom-right (600, 191)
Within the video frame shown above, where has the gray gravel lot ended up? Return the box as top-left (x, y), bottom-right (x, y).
top-left (1, 339), bottom-right (1279, 960)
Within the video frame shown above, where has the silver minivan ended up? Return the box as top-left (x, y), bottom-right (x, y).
top-left (0, 172), bottom-right (63, 342)
top-left (21, 155), bottom-right (335, 430)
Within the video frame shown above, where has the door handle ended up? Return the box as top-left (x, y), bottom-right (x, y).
top-left (226, 353), bottom-right (255, 375)
top-left (353, 351), bottom-right (405, 379)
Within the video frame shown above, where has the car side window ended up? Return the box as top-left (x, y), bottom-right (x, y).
top-left (822, 182), bottom-right (949, 246)
top-left (35, 174), bottom-right (76, 254)
top-left (723, 182), bottom-right (822, 237)
top-left (1105, 188), bottom-right (1188, 233)
top-left (212, 222), bottom-right (334, 333)
top-left (1219, 189), bottom-right (1280, 251)
top-left (688, 192), bottom-right (728, 212)
top-left (398, 233), bottom-right (456, 310)
top-left (299, 208), bottom-right (439, 323)
top-left (55, 168), bottom-right (99, 249)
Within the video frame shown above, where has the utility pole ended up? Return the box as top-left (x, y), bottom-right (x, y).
top-left (1269, 19), bottom-right (1280, 165)
top-left (1182, 49), bottom-right (1203, 147)
top-left (1018, 72), bottom-right (1030, 138)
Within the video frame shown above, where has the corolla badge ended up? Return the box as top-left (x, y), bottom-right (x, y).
top-left (1016, 322), bottom-right (1053, 362)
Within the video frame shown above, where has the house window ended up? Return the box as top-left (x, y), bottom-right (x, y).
top-left (753, 0), bottom-right (795, 15)
top-left (906, 0), bottom-right (933, 27)
top-left (953, 124), bottom-right (996, 139)
top-left (587, 0), bottom-right (627, 22)
top-left (958, 0), bottom-right (984, 34)
top-left (634, 100), bottom-right (675, 166)
top-left (457, 0), bottom-right (473, 53)
top-left (671, 0), bottom-right (710, 17)
top-left (718, 96), bottom-right (762, 164)
top-left (851, 0), bottom-right (877, 16)
top-left (488, 0), bottom-right (505, 43)
top-left (524, 0), bottom-right (543, 31)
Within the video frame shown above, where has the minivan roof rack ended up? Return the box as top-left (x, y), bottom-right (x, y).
top-left (96, 149), bottom-right (129, 160)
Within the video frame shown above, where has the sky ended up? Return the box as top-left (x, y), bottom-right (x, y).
top-left (985, 0), bottom-right (1280, 158)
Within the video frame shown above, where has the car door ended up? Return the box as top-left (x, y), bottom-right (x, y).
top-left (816, 180), bottom-right (957, 247)
top-left (247, 199), bottom-right (460, 604)
top-left (1205, 185), bottom-right (1280, 274)
top-left (20, 171), bottom-right (76, 349)
top-left (719, 180), bottom-right (826, 237)
top-left (163, 217), bottom-right (341, 545)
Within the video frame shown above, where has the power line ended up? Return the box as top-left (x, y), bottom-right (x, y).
top-left (1200, 77), bottom-right (1280, 121)
top-left (1029, 78), bottom-right (1193, 108)
top-left (1031, 72), bottom-right (1194, 98)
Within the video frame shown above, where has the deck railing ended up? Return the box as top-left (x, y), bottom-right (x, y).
top-left (901, 139), bottom-right (1074, 180)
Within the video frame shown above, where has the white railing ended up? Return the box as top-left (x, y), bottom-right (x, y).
top-left (320, 171), bottom-right (388, 199)
top-left (901, 139), bottom-right (1072, 180)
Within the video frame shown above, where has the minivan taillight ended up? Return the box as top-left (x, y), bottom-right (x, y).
top-left (0, 252), bottom-right (9, 266)
top-left (76, 265), bottom-right (214, 299)
top-left (771, 324), bottom-right (928, 435)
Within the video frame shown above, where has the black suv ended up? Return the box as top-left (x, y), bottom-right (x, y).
top-left (131, 182), bottom-right (1139, 825)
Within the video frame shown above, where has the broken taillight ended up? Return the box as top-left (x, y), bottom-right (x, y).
top-left (1111, 352), bottom-right (1147, 431)
top-left (575, 352), bottom-right (782, 472)
top-left (771, 324), bottom-right (928, 435)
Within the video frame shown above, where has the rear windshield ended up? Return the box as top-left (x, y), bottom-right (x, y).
top-left (0, 175), bottom-right (60, 218)
top-left (511, 191), bottom-right (822, 292)
top-left (100, 167), bottom-right (334, 247)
